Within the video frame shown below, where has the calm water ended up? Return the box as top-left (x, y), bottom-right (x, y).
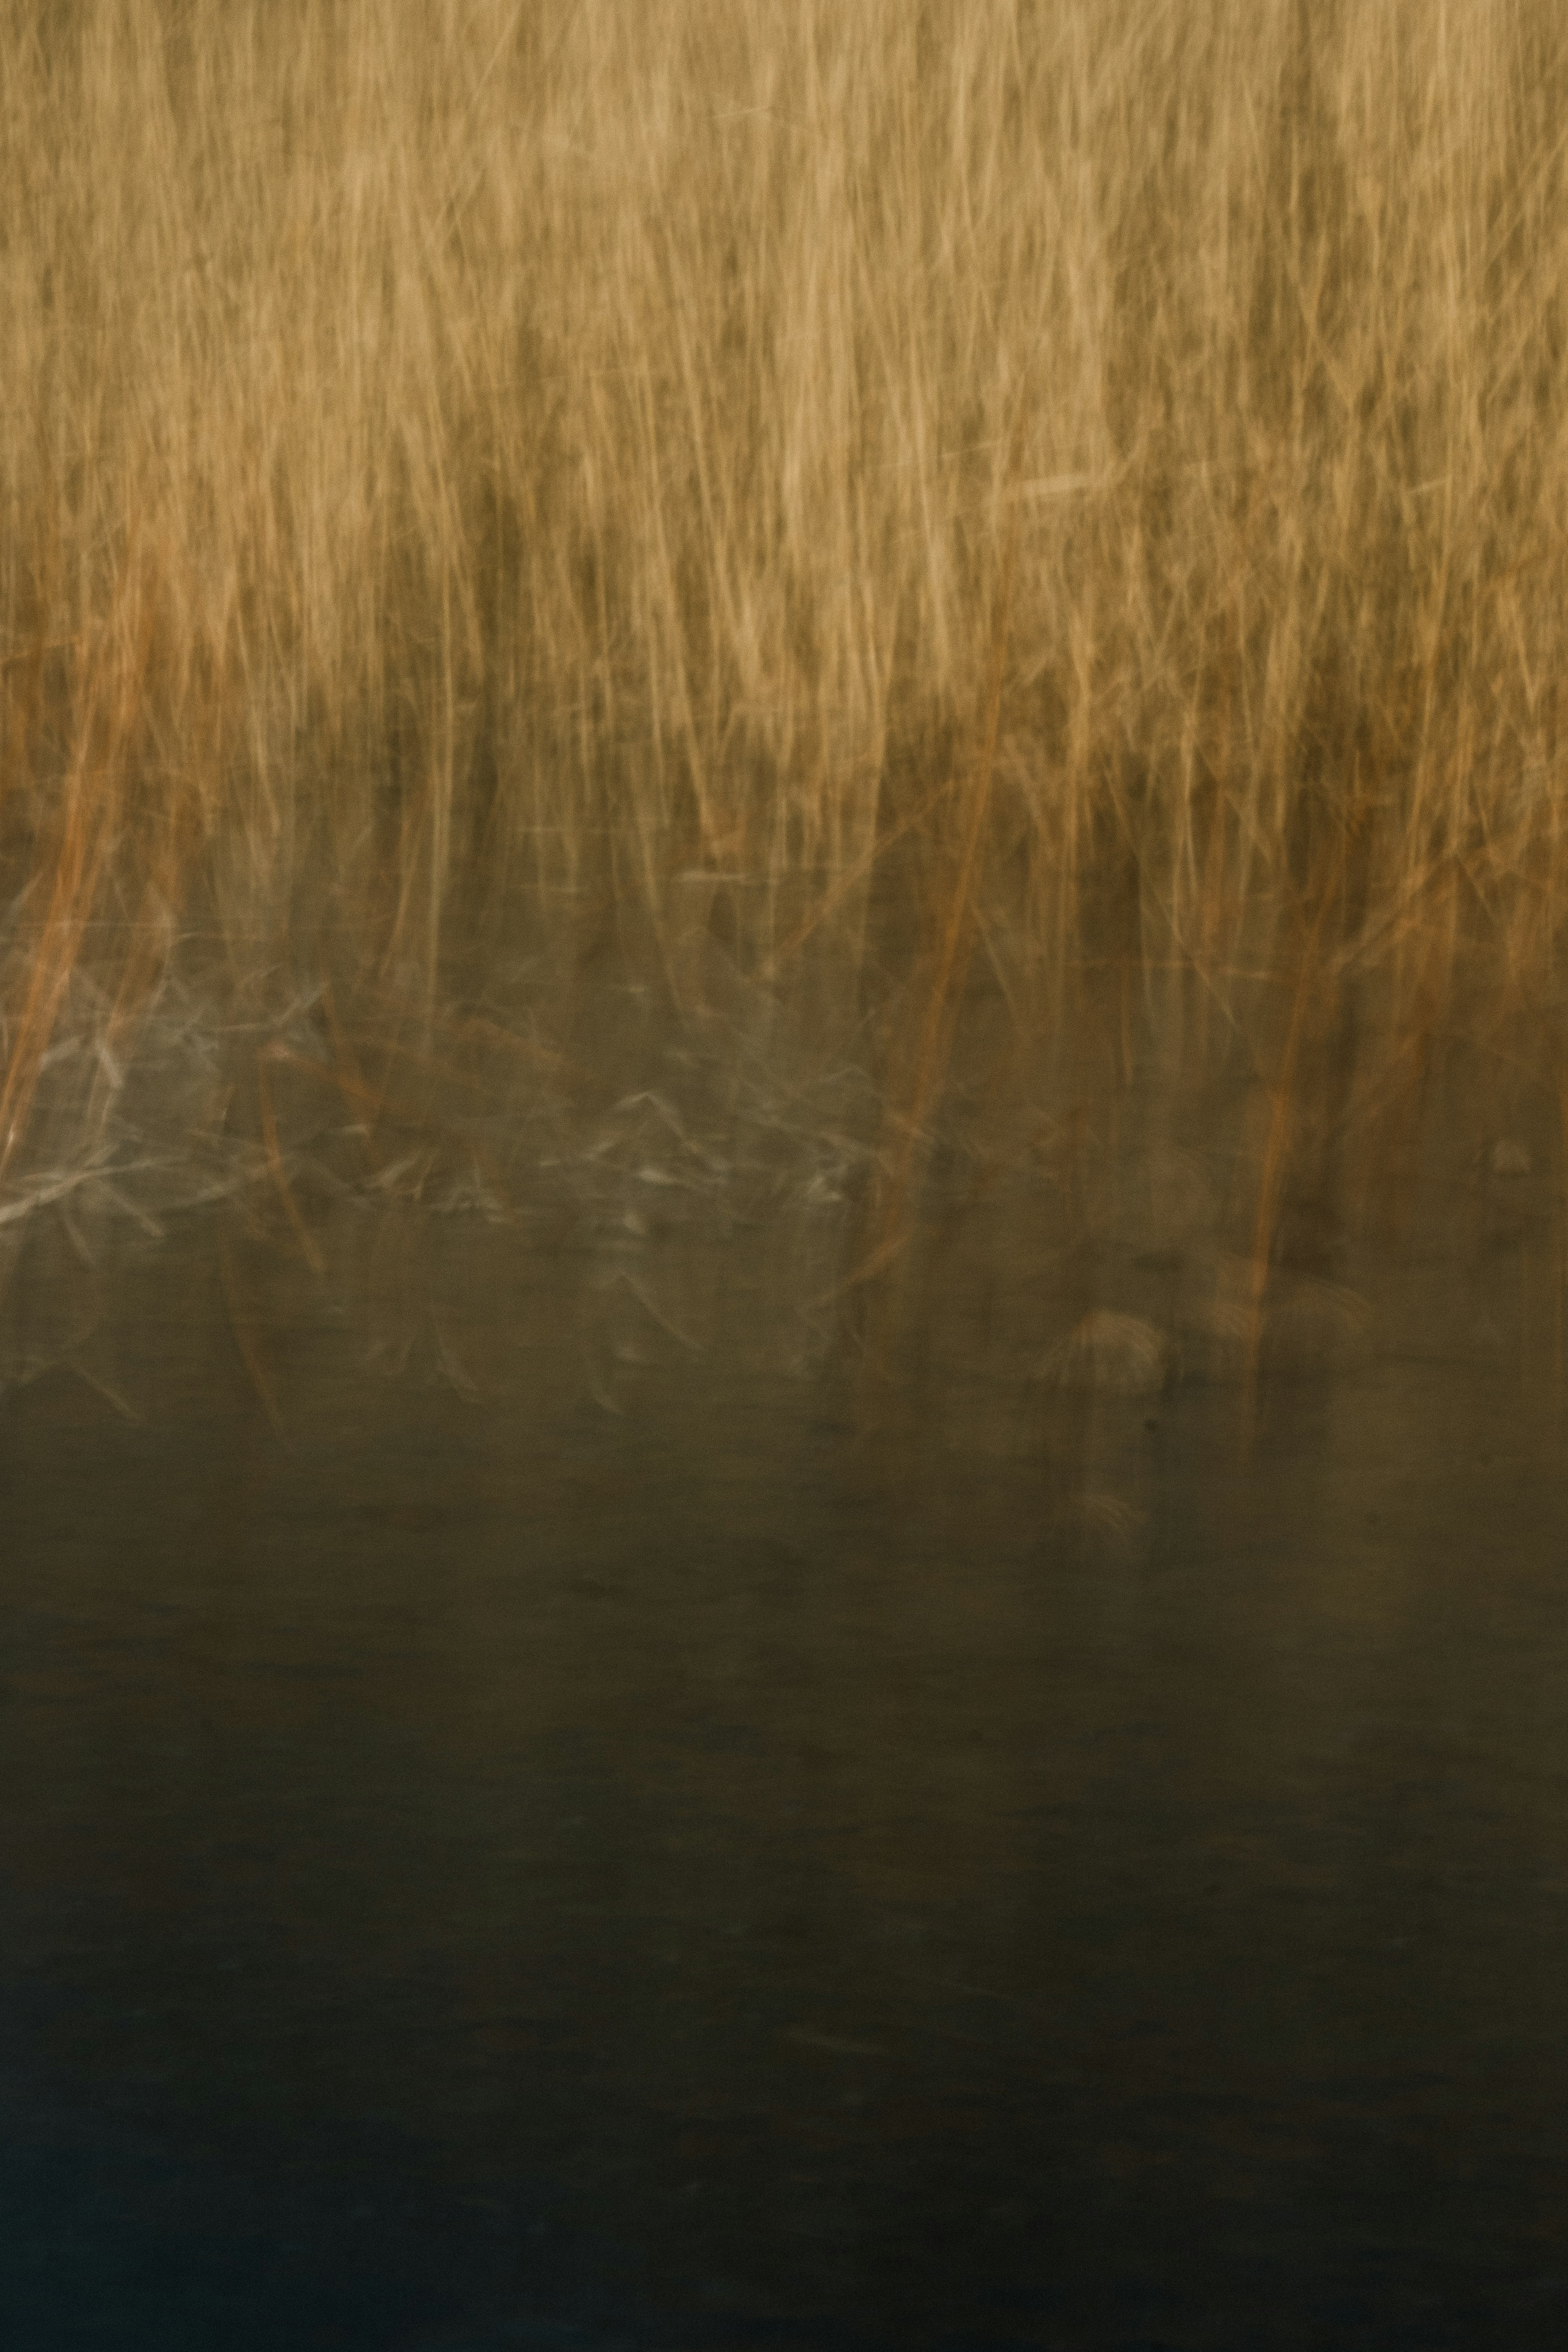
top-left (3, 1233), bottom-right (1567, 2350)
top-left (2, 944), bottom-right (1567, 2347)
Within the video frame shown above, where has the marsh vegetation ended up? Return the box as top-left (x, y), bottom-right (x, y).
top-left (3, 0), bottom-right (1567, 1412)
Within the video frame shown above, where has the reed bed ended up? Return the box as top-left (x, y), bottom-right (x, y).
top-left (2, 0), bottom-right (1567, 1377)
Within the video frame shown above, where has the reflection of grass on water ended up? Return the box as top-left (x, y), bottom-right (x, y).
top-left (2, 2), bottom-right (1568, 1407)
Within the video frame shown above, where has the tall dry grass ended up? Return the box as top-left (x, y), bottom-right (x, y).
top-left (3, 0), bottom-right (1568, 1181)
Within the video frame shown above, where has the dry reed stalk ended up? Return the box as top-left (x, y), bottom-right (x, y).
top-left (0, 519), bottom-right (157, 1176)
top-left (854, 400), bottom-right (1029, 1390)
top-left (757, 771), bottom-right (953, 984)
top-left (256, 1042), bottom-right (327, 1276)
top-left (1243, 834), bottom-right (1356, 1380)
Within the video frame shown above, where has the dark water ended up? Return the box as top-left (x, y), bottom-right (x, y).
top-left (2, 1214), bottom-right (1566, 2352)
top-left (3, 922), bottom-right (1568, 2348)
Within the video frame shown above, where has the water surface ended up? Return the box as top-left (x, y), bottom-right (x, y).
top-left (3, 949), bottom-right (1567, 2348)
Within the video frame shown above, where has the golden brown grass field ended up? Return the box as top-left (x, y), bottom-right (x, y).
top-left (4, 0), bottom-right (1567, 1372)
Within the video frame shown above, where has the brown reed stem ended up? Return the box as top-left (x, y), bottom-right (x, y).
top-left (855, 397), bottom-right (1030, 1391)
